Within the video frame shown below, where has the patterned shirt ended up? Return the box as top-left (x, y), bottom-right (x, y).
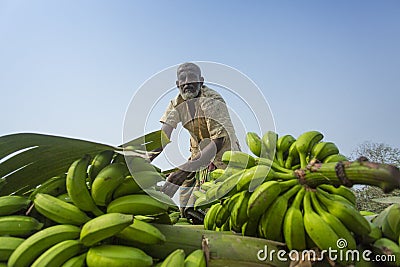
top-left (160, 85), bottom-right (240, 168)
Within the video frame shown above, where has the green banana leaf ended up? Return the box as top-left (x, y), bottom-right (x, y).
top-left (0, 130), bottom-right (169, 196)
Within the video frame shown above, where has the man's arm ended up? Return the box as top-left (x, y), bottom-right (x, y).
top-left (149, 123), bottom-right (174, 162)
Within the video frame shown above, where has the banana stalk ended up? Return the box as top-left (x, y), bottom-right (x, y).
top-left (130, 224), bottom-right (288, 267)
top-left (297, 160), bottom-right (400, 193)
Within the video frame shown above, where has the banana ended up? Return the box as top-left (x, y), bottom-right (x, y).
top-left (34, 193), bottom-right (91, 225)
top-left (125, 156), bottom-right (160, 173)
top-left (386, 203), bottom-right (400, 241)
top-left (323, 153), bottom-right (348, 163)
top-left (276, 134), bottom-right (296, 167)
top-left (258, 184), bottom-right (301, 242)
top-left (80, 213), bottom-right (133, 247)
top-left (245, 132), bottom-right (262, 157)
top-left (318, 184), bottom-right (357, 206)
top-left (61, 252), bottom-right (87, 267)
top-left (88, 150), bottom-right (114, 185)
top-left (8, 224), bottom-right (81, 267)
top-left (236, 165), bottom-right (269, 192)
top-left (284, 141), bottom-right (300, 169)
top-left (316, 187), bottom-right (355, 207)
top-left (372, 238), bottom-right (400, 266)
top-left (91, 162), bottom-right (128, 206)
top-left (214, 169), bottom-right (246, 199)
top-left (303, 190), bottom-right (340, 251)
top-left (310, 191), bottom-right (357, 250)
top-left (160, 249), bottom-right (185, 267)
top-left (29, 174), bottom-right (67, 200)
top-left (241, 217), bottom-right (258, 237)
top-left (214, 166), bottom-right (243, 183)
top-left (221, 151), bottom-right (256, 169)
top-left (0, 195), bottom-right (31, 215)
top-left (86, 245), bottom-right (153, 267)
top-left (260, 130), bottom-right (278, 159)
top-left (283, 187), bottom-right (306, 250)
top-left (145, 189), bottom-right (180, 211)
top-left (310, 141), bottom-right (339, 162)
top-left (169, 211), bottom-right (181, 225)
top-left (106, 194), bottom-right (169, 216)
top-left (203, 203), bottom-right (221, 230)
top-left (0, 236), bottom-right (24, 261)
top-left (230, 191), bottom-right (251, 231)
top-left (0, 215), bottom-right (43, 237)
top-left (208, 169), bottom-right (225, 181)
top-left (116, 218), bottom-right (166, 245)
top-left (112, 171), bottom-right (164, 199)
top-left (316, 188), bottom-right (371, 237)
top-left (295, 130), bottom-right (324, 169)
top-left (247, 180), bottom-right (281, 220)
top-left (66, 155), bottom-right (104, 216)
top-left (31, 239), bottom-right (87, 267)
top-left (184, 249), bottom-right (206, 267)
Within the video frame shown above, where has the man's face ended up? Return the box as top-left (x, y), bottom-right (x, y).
top-left (176, 68), bottom-right (203, 100)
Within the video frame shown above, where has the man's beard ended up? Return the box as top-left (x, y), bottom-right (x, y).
top-left (180, 87), bottom-right (200, 100)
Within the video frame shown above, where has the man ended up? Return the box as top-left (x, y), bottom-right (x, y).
top-left (151, 62), bottom-right (240, 219)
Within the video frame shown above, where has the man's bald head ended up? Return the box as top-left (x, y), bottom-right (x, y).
top-left (177, 62), bottom-right (202, 78)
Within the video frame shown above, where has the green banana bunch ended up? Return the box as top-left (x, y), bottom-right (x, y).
top-left (214, 194), bottom-right (240, 228)
top-left (0, 195), bottom-right (31, 215)
top-left (310, 141), bottom-right (339, 162)
top-left (160, 249), bottom-right (185, 267)
top-left (116, 218), bottom-right (166, 245)
top-left (221, 151), bottom-right (256, 169)
top-left (66, 155), bottom-right (104, 216)
top-left (87, 150), bottom-right (114, 185)
top-left (0, 236), bottom-right (24, 261)
top-left (8, 224), bottom-right (81, 267)
top-left (303, 190), bottom-right (340, 251)
top-left (247, 180), bottom-right (281, 220)
top-left (86, 245), bottom-right (153, 267)
top-left (258, 184), bottom-right (301, 242)
top-left (260, 131), bottom-right (278, 159)
top-left (107, 194), bottom-right (169, 216)
top-left (295, 130), bottom-right (324, 169)
top-left (245, 132), bottom-right (262, 157)
top-left (34, 193), bottom-right (91, 226)
top-left (310, 191), bottom-right (357, 250)
top-left (91, 162), bottom-right (128, 206)
top-left (276, 134), bottom-right (296, 167)
top-left (282, 187), bottom-right (306, 250)
top-left (31, 239), bottom-right (87, 267)
top-left (184, 249), bottom-right (206, 267)
top-left (0, 215), bottom-right (43, 237)
top-left (80, 213), bottom-right (134, 247)
top-left (61, 252), bottom-right (87, 267)
top-left (230, 191), bottom-right (251, 231)
top-left (28, 175), bottom-right (67, 200)
top-left (316, 188), bottom-right (371, 237)
top-left (316, 187), bottom-right (355, 207)
top-left (317, 184), bottom-right (356, 206)
top-left (236, 165), bottom-right (269, 192)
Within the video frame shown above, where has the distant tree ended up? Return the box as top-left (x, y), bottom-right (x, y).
top-left (350, 142), bottom-right (400, 213)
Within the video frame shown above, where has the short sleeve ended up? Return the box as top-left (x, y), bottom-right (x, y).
top-left (160, 101), bottom-right (180, 129)
top-left (201, 97), bottom-right (233, 140)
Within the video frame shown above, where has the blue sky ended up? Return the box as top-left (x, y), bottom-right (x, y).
top-left (1, 1), bottom-right (399, 168)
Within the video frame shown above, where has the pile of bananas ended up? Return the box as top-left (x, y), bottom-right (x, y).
top-left (197, 130), bottom-right (400, 265)
top-left (0, 150), bottom-right (207, 266)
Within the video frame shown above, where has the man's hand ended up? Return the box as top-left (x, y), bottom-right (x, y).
top-left (161, 170), bottom-right (191, 197)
